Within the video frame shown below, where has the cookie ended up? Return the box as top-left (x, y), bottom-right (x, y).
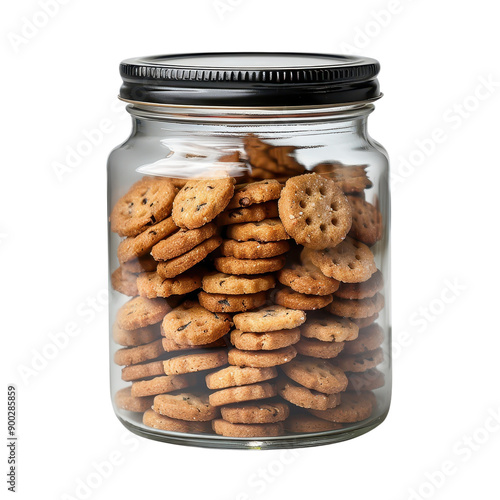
top-left (113, 323), bottom-right (161, 347)
top-left (116, 297), bottom-right (170, 330)
top-left (226, 180), bottom-right (282, 209)
top-left (156, 235), bottom-right (222, 279)
top-left (334, 269), bottom-right (384, 300)
top-left (113, 339), bottom-right (164, 366)
top-left (281, 358), bottom-right (348, 394)
top-left (278, 378), bottom-right (342, 410)
top-left (143, 409), bottom-right (211, 433)
top-left (111, 267), bottom-right (138, 297)
top-left (230, 328), bottom-right (301, 351)
top-left (278, 173), bottom-right (352, 249)
top-left (117, 216), bottom-right (178, 263)
top-left (198, 291), bottom-right (267, 313)
top-left (131, 373), bottom-right (193, 397)
top-left (214, 255), bottom-right (286, 275)
top-left (151, 223), bottom-right (218, 261)
top-left (220, 401), bottom-right (289, 424)
top-left (121, 254), bottom-right (158, 273)
top-left (161, 301), bottom-right (232, 346)
top-left (161, 335), bottom-right (227, 353)
top-left (233, 305), bottom-right (306, 332)
top-left (275, 288), bottom-right (333, 311)
top-left (335, 348), bottom-right (384, 373)
top-left (306, 237), bottom-right (376, 283)
top-left (212, 419), bottom-right (284, 437)
top-left (351, 313), bottom-right (379, 329)
top-left (205, 366), bottom-right (278, 390)
top-left (172, 178), bottom-right (235, 229)
top-left (114, 387), bottom-right (154, 412)
top-left (346, 368), bottom-right (385, 392)
top-left (294, 338), bottom-right (345, 359)
top-left (308, 391), bottom-right (374, 423)
top-left (153, 392), bottom-right (219, 421)
top-left (301, 316), bottom-right (359, 342)
top-left (121, 359), bottom-right (166, 382)
top-left (137, 270), bottom-right (202, 298)
top-left (202, 272), bottom-right (276, 295)
top-left (228, 346), bottom-right (297, 368)
top-left (327, 293), bottom-right (385, 319)
top-left (285, 413), bottom-right (343, 433)
top-left (208, 382), bottom-right (277, 406)
top-left (347, 196), bottom-right (383, 246)
top-left (267, 146), bottom-right (305, 174)
top-left (162, 350), bottom-right (228, 375)
top-left (110, 177), bottom-right (177, 237)
top-left (220, 239), bottom-right (290, 259)
top-left (277, 264), bottom-right (340, 296)
top-left (226, 219), bottom-right (290, 242)
top-left (313, 162), bottom-right (372, 193)
top-left (342, 324), bottom-right (384, 355)
top-left (218, 201), bottom-right (279, 226)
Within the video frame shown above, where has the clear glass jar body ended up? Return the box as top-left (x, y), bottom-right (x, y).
top-left (108, 102), bottom-right (391, 449)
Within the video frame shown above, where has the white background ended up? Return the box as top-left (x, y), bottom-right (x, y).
top-left (2, 1), bottom-right (500, 499)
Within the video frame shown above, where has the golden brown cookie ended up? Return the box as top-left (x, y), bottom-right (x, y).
top-left (116, 297), bottom-right (170, 330)
top-left (233, 305), bottom-right (306, 332)
top-left (113, 338), bottom-right (164, 366)
top-left (151, 223), bottom-right (218, 261)
top-left (114, 387), bottom-right (154, 412)
top-left (212, 419), bottom-right (284, 437)
top-left (143, 409), bottom-right (211, 433)
top-left (198, 291), bottom-right (267, 313)
top-left (220, 401), bottom-right (289, 424)
top-left (202, 272), bottom-right (276, 295)
top-left (161, 335), bottom-right (227, 353)
top-left (308, 391), bottom-right (375, 422)
top-left (205, 366), bottom-right (278, 390)
top-left (347, 196), bottom-right (383, 246)
top-left (313, 162), bottom-right (372, 193)
top-left (110, 177), bottom-right (177, 237)
top-left (335, 348), bottom-right (384, 373)
top-left (294, 337), bottom-right (345, 359)
top-left (230, 328), bottom-right (301, 351)
top-left (278, 173), bottom-right (352, 249)
top-left (301, 315), bottom-right (359, 342)
top-left (161, 301), bottom-right (232, 346)
top-left (209, 382), bottom-right (277, 406)
top-left (111, 267), bottom-right (139, 297)
top-left (226, 180), bottom-right (283, 209)
top-left (226, 219), bottom-right (290, 242)
top-left (278, 377), bottom-right (342, 410)
top-left (121, 359), bottom-right (166, 382)
top-left (228, 346), bottom-right (297, 368)
top-left (220, 239), bottom-right (290, 259)
top-left (346, 368), bottom-right (385, 392)
top-left (153, 392), bottom-right (219, 421)
top-left (214, 255), bottom-right (286, 275)
top-left (275, 288), bottom-right (333, 311)
top-left (285, 413), bottom-right (343, 433)
top-left (327, 293), bottom-right (385, 319)
top-left (218, 201), bottom-right (279, 226)
top-left (137, 270), bottom-right (202, 298)
top-left (334, 269), bottom-right (384, 300)
top-left (162, 350), bottom-right (228, 375)
top-left (131, 373), bottom-right (193, 397)
top-left (281, 358), bottom-right (348, 394)
top-left (113, 323), bottom-right (161, 347)
top-left (277, 264), bottom-right (340, 296)
top-left (342, 324), bottom-right (384, 355)
top-left (156, 235), bottom-right (222, 279)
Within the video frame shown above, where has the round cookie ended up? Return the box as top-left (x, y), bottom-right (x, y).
top-left (153, 392), bottom-right (219, 421)
top-left (161, 301), bottom-right (232, 346)
top-left (131, 373), bottom-right (193, 397)
top-left (285, 413), bottom-right (343, 433)
top-left (306, 237), bottom-right (377, 283)
top-left (172, 177), bottom-right (235, 229)
top-left (156, 235), bottom-right (222, 279)
top-left (212, 419), bottom-right (284, 438)
top-left (121, 254), bottom-right (157, 273)
top-left (275, 288), bottom-right (333, 311)
top-left (117, 216), bottom-right (178, 263)
top-left (277, 264), bottom-right (340, 296)
top-left (198, 291), bottom-right (267, 313)
top-left (111, 267), bottom-right (139, 297)
top-left (346, 368), bottom-right (385, 392)
top-left (116, 297), bottom-right (170, 330)
top-left (214, 255), bottom-right (286, 275)
top-left (226, 179), bottom-right (283, 209)
top-left (220, 401), bottom-right (289, 424)
top-left (162, 350), bottom-right (228, 375)
top-left (208, 382), bottom-right (277, 407)
top-left (202, 272), bottom-right (275, 295)
top-left (121, 359), bottom-right (166, 382)
top-left (110, 177), bottom-right (177, 237)
top-left (113, 338), bottom-right (164, 366)
top-left (151, 223), bottom-right (218, 261)
top-left (218, 201), bottom-right (279, 226)
top-left (114, 387), bottom-right (154, 413)
top-left (278, 173), bottom-right (352, 249)
top-left (301, 315), bottom-right (359, 342)
top-left (347, 196), bottom-right (383, 246)
top-left (233, 305), bottom-right (306, 332)
top-left (335, 347), bottom-right (384, 373)
top-left (327, 293), bottom-right (385, 319)
top-left (342, 324), bottom-right (384, 355)
top-left (230, 328), bottom-right (301, 351)
top-left (294, 338), bottom-right (345, 359)
top-left (143, 409), bottom-right (211, 433)
top-left (113, 323), bottom-right (161, 347)
top-left (308, 391), bottom-right (375, 423)
top-left (137, 270), bottom-right (202, 298)
top-left (226, 219), bottom-right (290, 242)
top-left (220, 239), bottom-right (290, 259)
top-left (161, 335), bottom-right (227, 353)
top-left (335, 270), bottom-right (384, 300)
top-left (351, 313), bottom-right (379, 329)
top-left (205, 366), bottom-right (278, 390)
top-left (228, 346), bottom-right (297, 368)
top-left (278, 378), bottom-right (342, 410)
top-left (313, 162), bottom-right (372, 193)
top-left (281, 358), bottom-right (348, 394)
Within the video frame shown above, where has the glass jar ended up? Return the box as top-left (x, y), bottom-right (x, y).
top-left (108, 53), bottom-right (391, 449)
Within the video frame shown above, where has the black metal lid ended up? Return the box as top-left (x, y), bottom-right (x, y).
top-left (119, 52), bottom-right (381, 107)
